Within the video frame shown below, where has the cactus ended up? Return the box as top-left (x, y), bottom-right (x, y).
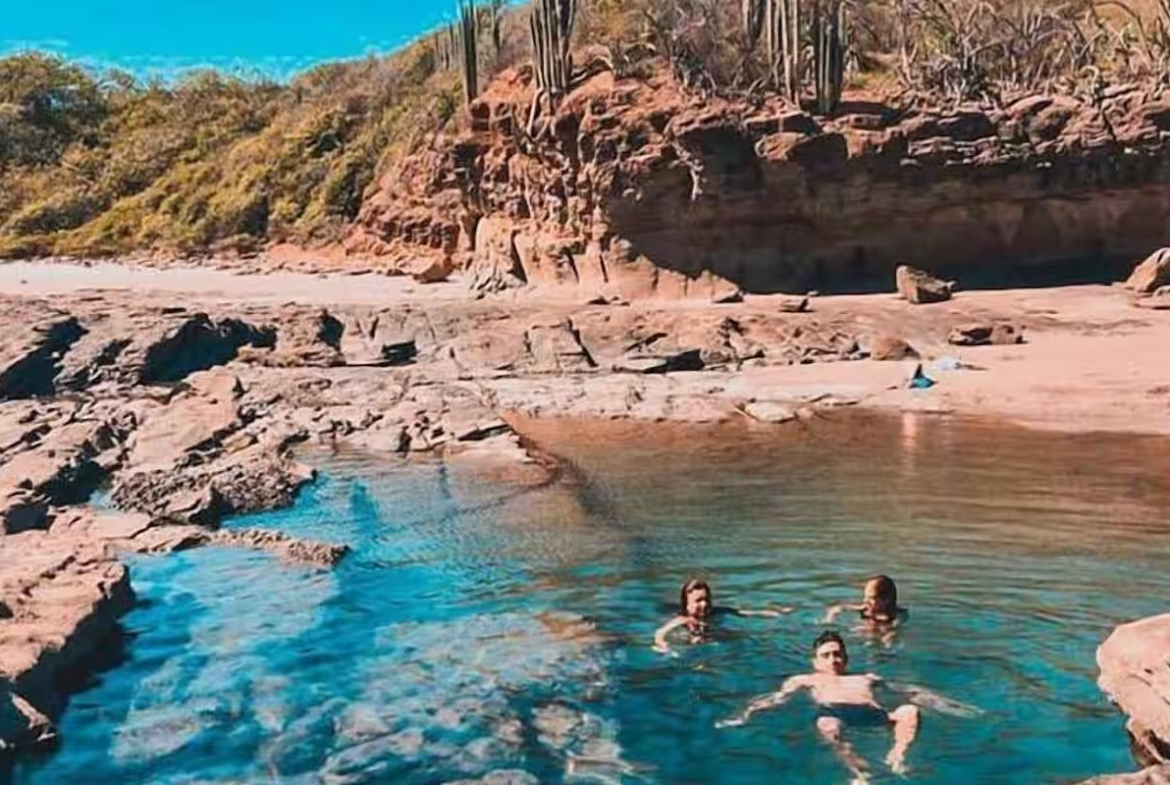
top-left (812, 0), bottom-right (845, 113)
top-left (759, 0), bottom-right (801, 101)
top-left (490, 0), bottom-right (504, 57)
top-left (458, 0), bottom-right (479, 105)
top-left (743, 0), bottom-right (764, 49)
top-left (529, 0), bottom-right (577, 103)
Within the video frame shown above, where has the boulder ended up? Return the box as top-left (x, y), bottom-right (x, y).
top-left (868, 335), bottom-right (919, 361)
top-left (948, 323), bottom-right (1025, 346)
top-left (896, 265), bottom-right (954, 304)
top-left (1125, 249), bottom-right (1170, 295)
top-left (1097, 614), bottom-right (1170, 768)
top-left (411, 254), bottom-right (454, 284)
top-left (778, 296), bottom-right (811, 313)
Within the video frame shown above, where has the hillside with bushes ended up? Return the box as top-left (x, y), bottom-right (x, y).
top-left (3, 0), bottom-right (1170, 261)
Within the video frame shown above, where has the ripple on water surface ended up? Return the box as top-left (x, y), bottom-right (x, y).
top-left (14, 413), bottom-right (1170, 785)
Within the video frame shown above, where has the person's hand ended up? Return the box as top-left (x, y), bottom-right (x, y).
top-left (715, 715), bottom-right (746, 729)
top-left (652, 642), bottom-right (678, 658)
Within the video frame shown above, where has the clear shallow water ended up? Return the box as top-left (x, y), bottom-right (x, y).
top-left (14, 413), bottom-right (1170, 785)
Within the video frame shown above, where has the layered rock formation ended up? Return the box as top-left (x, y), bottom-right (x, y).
top-left (1097, 614), bottom-right (1170, 768)
top-left (347, 67), bottom-right (1170, 297)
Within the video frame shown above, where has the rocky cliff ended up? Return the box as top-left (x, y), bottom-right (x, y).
top-left (347, 65), bottom-right (1170, 297)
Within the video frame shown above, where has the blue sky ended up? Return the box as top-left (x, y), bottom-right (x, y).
top-left (3, 0), bottom-right (457, 79)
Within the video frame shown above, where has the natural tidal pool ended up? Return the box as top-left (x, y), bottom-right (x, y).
top-left (13, 413), bottom-right (1170, 785)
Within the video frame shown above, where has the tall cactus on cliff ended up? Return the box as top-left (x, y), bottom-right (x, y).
top-left (529, 0), bottom-right (577, 104)
top-left (457, 0), bottom-right (479, 105)
top-left (749, 0), bottom-right (800, 101)
top-left (743, 0), bottom-right (764, 50)
top-left (812, 0), bottom-right (846, 114)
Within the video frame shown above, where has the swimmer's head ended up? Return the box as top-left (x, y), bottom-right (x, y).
top-left (862, 575), bottom-right (898, 619)
top-left (813, 630), bottom-right (848, 675)
top-left (680, 579), bottom-right (713, 619)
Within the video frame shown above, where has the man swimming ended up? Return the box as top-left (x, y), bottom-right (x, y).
top-left (652, 578), bottom-right (793, 654)
top-left (823, 574), bottom-right (907, 627)
top-left (717, 631), bottom-right (921, 782)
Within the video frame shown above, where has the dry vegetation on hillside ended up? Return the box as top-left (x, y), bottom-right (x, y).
top-left (2, 0), bottom-right (1170, 260)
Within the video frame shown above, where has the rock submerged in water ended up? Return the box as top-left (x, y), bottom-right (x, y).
top-left (895, 265), bottom-right (954, 304)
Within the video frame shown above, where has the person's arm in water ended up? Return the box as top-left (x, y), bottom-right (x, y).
top-left (716, 676), bottom-right (808, 728)
top-left (821, 603), bottom-right (864, 624)
top-left (718, 605), bottom-right (796, 618)
top-left (652, 616), bottom-right (689, 654)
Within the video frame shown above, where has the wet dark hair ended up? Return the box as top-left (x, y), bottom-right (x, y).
top-left (679, 579), bottom-right (712, 615)
top-left (813, 630), bottom-right (847, 656)
top-left (866, 574), bottom-right (898, 611)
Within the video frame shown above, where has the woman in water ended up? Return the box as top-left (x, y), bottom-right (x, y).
top-left (823, 575), bottom-right (908, 628)
top-left (652, 578), bottom-right (793, 654)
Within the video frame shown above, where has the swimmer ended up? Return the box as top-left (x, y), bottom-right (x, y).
top-left (823, 574), bottom-right (907, 627)
top-left (652, 578), bottom-right (793, 655)
top-left (717, 631), bottom-right (928, 782)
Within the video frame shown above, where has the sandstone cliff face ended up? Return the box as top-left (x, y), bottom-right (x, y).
top-left (347, 67), bottom-right (1170, 297)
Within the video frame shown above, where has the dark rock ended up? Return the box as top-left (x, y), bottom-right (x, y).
top-left (896, 265), bottom-right (954, 304)
top-left (937, 110), bottom-right (995, 142)
top-left (137, 313), bottom-right (273, 384)
top-left (0, 491), bottom-right (49, 535)
top-left (615, 348), bottom-right (705, 374)
top-left (0, 317), bottom-right (86, 400)
top-left (948, 323), bottom-right (1025, 346)
top-left (1, 688), bottom-right (57, 753)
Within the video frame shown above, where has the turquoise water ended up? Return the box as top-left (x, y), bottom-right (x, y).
top-left (13, 414), bottom-right (1170, 785)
